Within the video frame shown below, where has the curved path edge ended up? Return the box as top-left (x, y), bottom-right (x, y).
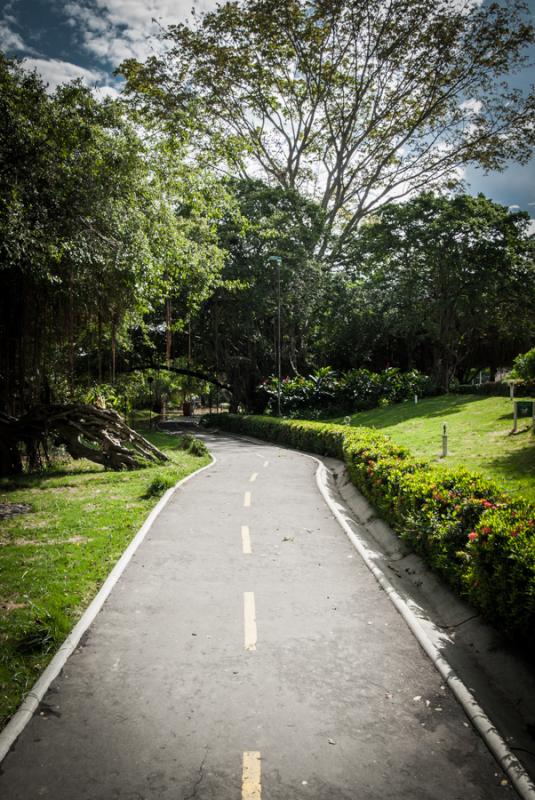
top-left (311, 455), bottom-right (535, 800)
top-left (0, 454), bottom-right (217, 765)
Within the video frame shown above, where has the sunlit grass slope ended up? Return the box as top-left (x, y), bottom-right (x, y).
top-left (0, 428), bottom-right (209, 728)
top-left (331, 394), bottom-right (535, 504)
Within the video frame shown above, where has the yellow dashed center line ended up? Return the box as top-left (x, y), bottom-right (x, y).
top-left (241, 525), bottom-right (252, 554)
top-left (244, 491), bottom-right (252, 507)
top-left (242, 751), bottom-right (261, 799)
top-left (243, 592), bottom-right (257, 651)
top-left (250, 473), bottom-right (258, 483)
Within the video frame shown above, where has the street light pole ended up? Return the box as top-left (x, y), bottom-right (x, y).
top-left (268, 256), bottom-right (282, 416)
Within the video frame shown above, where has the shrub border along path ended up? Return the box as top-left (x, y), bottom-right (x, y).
top-left (203, 414), bottom-right (535, 652)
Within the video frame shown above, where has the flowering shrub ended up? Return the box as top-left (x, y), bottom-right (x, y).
top-left (203, 413), bottom-right (535, 651)
top-left (259, 367), bottom-right (432, 415)
top-left (464, 507), bottom-right (535, 641)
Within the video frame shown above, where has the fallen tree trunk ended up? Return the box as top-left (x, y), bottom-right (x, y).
top-left (0, 404), bottom-right (168, 475)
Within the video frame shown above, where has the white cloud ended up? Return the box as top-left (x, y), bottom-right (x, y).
top-left (62, 0), bottom-right (217, 67)
top-left (459, 98), bottom-right (483, 115)
top-left (23, 57), bottom-right (106, 91)
top-left (93, 83), bottom-right (122, 100)
top-left (0, 20), bottom-right (25, 51)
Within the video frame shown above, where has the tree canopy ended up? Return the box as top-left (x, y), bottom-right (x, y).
top-left (320, 193), bottom-right (535, 388)
top-left (1, 48), bottom-right (534, 426)
top-left (0, 56), bottom-right (231, 413)
top-left (120, 0), bottom-right (535, 257)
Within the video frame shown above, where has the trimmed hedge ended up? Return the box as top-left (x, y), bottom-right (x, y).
top-left (203, 413), bottom-right (535, 650)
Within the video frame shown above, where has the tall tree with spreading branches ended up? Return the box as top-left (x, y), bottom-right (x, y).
top-left (120, 0), bottom-right (535, 259)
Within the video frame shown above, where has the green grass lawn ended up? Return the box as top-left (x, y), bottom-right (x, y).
top-left (0, 428), bottom-right (210, 728)
top-left (332, 394), bottom-right (535, 504)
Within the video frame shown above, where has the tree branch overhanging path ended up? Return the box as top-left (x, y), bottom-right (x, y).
top-left (119, 0), bottom-right (535, 260)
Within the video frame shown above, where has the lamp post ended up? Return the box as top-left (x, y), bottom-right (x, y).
top-left (267, 255), bottom-right (282, 416)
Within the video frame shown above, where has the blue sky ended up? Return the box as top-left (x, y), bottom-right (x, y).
top-left (1, 0), bottom-right (534, 220)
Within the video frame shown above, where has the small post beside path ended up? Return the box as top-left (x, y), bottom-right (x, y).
top-left (441, 423), bottom-right (448, 457)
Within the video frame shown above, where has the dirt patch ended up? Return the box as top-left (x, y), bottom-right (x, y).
top-left (0, 503), bottom-right (32, 520)
top-left (0, 600), bottom-right (27, 612)
top-left (0, 535), bottom-right (89, 547)
top-left (21, 518), bottom-right (50, 529)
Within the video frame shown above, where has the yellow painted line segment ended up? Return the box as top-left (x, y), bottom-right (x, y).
top-left (243, 592), bottom-right (257, 651)
top-left (242, 751), bottom-right (261, 799)
top-left (250, 473), bottom-right (258, 483)
top-left (241, 525), bottom-right (252, 554)
top-left (244, 491), bottom-right (251, 508)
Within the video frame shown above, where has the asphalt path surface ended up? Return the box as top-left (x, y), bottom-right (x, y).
top-left (0, 432), bottom-right (514, 799)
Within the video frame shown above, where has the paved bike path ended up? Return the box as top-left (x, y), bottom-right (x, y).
top-left (0, 433), bottom-right (513, 799)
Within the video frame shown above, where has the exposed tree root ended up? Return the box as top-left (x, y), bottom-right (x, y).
top-left (0, 404), bottom-right (168, 475)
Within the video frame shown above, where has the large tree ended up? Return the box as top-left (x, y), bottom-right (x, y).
top-left (120, 0), bottom-right (535, 258)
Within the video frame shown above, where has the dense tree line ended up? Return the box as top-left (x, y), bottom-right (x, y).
top-left (0, 56), bottom-right (230, 414)
top-left (319, 194), bottom-right (535, 390)
top-left (186, 188), bottom-right (535, 405)
top-left (1, 2), bottom-right (535, 421)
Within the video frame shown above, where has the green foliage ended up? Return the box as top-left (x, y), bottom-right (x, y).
top-left (464, 507), bottom-right (535, 642)
top-left (191, 178), bottom-right (325, 409)
top-left (455, 381), bottom-right (535, 397)
top-left (327, 193), bottom-right (535, 389)
top-left (204, 413), bottom-right (535, 650)
top-left (15, 606), bottom-right (70, 656)
top-left (0, 56), bottom-right (231, 413)
top-left (335, 394), bottom-right (535, 504)
top-left (511, 347), bottom-right (535, 383)
top-left (259, 368), bottom-right (432, 415)
top-left (120, 0), bottom-right (535, 255)
top-left (177, 434), bottom-right (209, 458)
top-left (0, 428), bottom-right (209, 725)
top-left (80, 369), bottom-right (208, 414)
top-left (143, 472), bottom-right (177, 497)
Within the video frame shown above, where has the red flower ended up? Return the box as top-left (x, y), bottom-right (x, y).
top-left (480, 527), bottom-right (492, 536)
top-left (468, 532), bottom-right (478, 542)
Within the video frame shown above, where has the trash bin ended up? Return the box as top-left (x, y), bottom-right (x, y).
top-left (182, 400), bottom-right (192, 417)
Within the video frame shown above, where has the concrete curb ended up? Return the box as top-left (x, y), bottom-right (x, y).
top-left (0, 454), bottom-right (216, 765)
top-left (312, 456), bottom-right (535, 800)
